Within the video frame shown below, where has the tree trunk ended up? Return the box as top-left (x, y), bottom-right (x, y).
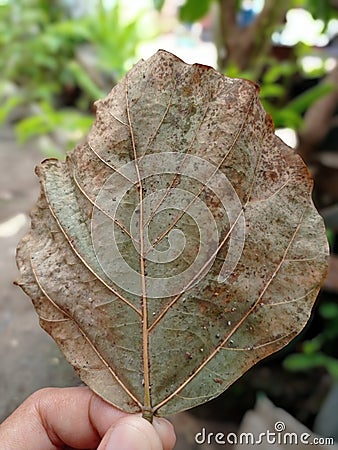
top-left (217, 0), bottom-right (290, 75)
top-left (297, 64), bottom-right (338, 162)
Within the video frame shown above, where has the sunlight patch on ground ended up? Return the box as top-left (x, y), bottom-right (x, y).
top-left (0, 213), bottom-right (27, 238)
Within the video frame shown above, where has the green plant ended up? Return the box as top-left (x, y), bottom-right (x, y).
top-left (0, 0), bottom-right (83, 108)
top-left (284, 301), bottom-right (338, 379)
top-left (224, 58), bottom-right (334, 129)
top-left (264, 79), bottom-right (335, 129)
top-left (15, 101), bottom-right (93, 158)
top-left (0, 0), bottom-right (156, 154)
top-left (154, 0), bottom-right (338, 131)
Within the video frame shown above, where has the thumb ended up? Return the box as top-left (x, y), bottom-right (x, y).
top-left (98, 415), bottom-right (176, 450)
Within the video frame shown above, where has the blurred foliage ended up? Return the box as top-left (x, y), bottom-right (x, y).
top-left (284, 230), bottom-right (338, 379)
top-left (2, 0), bottom-right (338, 150)
top-left (284, 301), bottom-right (338, 379)
top-left (303, 0), bottom-right (337, 27)
top-left (0, 0), bottom-right (155, 152)
top-left (155, 0), bottom-right (338, 130)
top-left (225, 60), bottom-right (335, 129)
top-left (153, 0), bottom-right (165, 12)
top-left (155, 0), bottom-right (338, 24)
top-left (265, 81), bottom-right (335, 129)
top-left (178, 0), bottom-right (212, 23)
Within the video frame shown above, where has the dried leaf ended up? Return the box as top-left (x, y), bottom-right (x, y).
top-left (16, 50), bottom-right (329, 420)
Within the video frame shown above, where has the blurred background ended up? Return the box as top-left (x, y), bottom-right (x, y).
top-left (1, 0), bottom-right (338, 448)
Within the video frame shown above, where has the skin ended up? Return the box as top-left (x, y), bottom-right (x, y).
top-left (0, 386), bottom-right (176, 450)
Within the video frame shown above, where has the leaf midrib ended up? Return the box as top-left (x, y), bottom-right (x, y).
top-left (42, 69), bottom-right (300, 416)
top-left (125, 75), bottom-right (152, 417)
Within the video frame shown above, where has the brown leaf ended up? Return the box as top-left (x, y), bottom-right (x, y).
top-left (16, 50), bottom-right (329, 420)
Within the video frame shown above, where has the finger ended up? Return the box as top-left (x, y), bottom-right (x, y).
top-left (153, 417), bottom-right (177, 450)
top-left (89, 392), bottom-right (176, 449)
top-left (98, 415), bottom-right (176, 450)
top-left (0, 386), bottom-right (127, 449)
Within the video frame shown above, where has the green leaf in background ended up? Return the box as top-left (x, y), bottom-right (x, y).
top-left (320, 302), bottom-right (338, 320)
top-left (179, 0), bottom-right (213, 22)
top-left (260, 84), bottom-right (285, 100)
top-left (15, 101), bottom-right (93, 152)
top-left (153, 0), bottom-right (165, 11)
top-left (287, 83), bottom-right (335, 115)
top-left (67, 60), bottom-right (105, 100)
top-left (285, 352), bottom-right (338, 379)
top-left (304, 0), bottom-right (334, 29)
top-left (0, 95), bottom-right (21, 125)
top-left (262, 62), bottom-right (297, 85)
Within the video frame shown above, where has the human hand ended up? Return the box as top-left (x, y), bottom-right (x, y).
top-left (0, 386), bottom-right (176, 450)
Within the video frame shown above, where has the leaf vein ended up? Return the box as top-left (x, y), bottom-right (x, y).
top-left (152, 207), bottom-right (306, 413)
top-left (30, 257), bottom-right (142, 410)
top-left (149, 92), bottom-right (256, 325)
top-left (42, 175), bottom-right (142, 316)
top-left (125, 75), bottom-right (152, 412)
